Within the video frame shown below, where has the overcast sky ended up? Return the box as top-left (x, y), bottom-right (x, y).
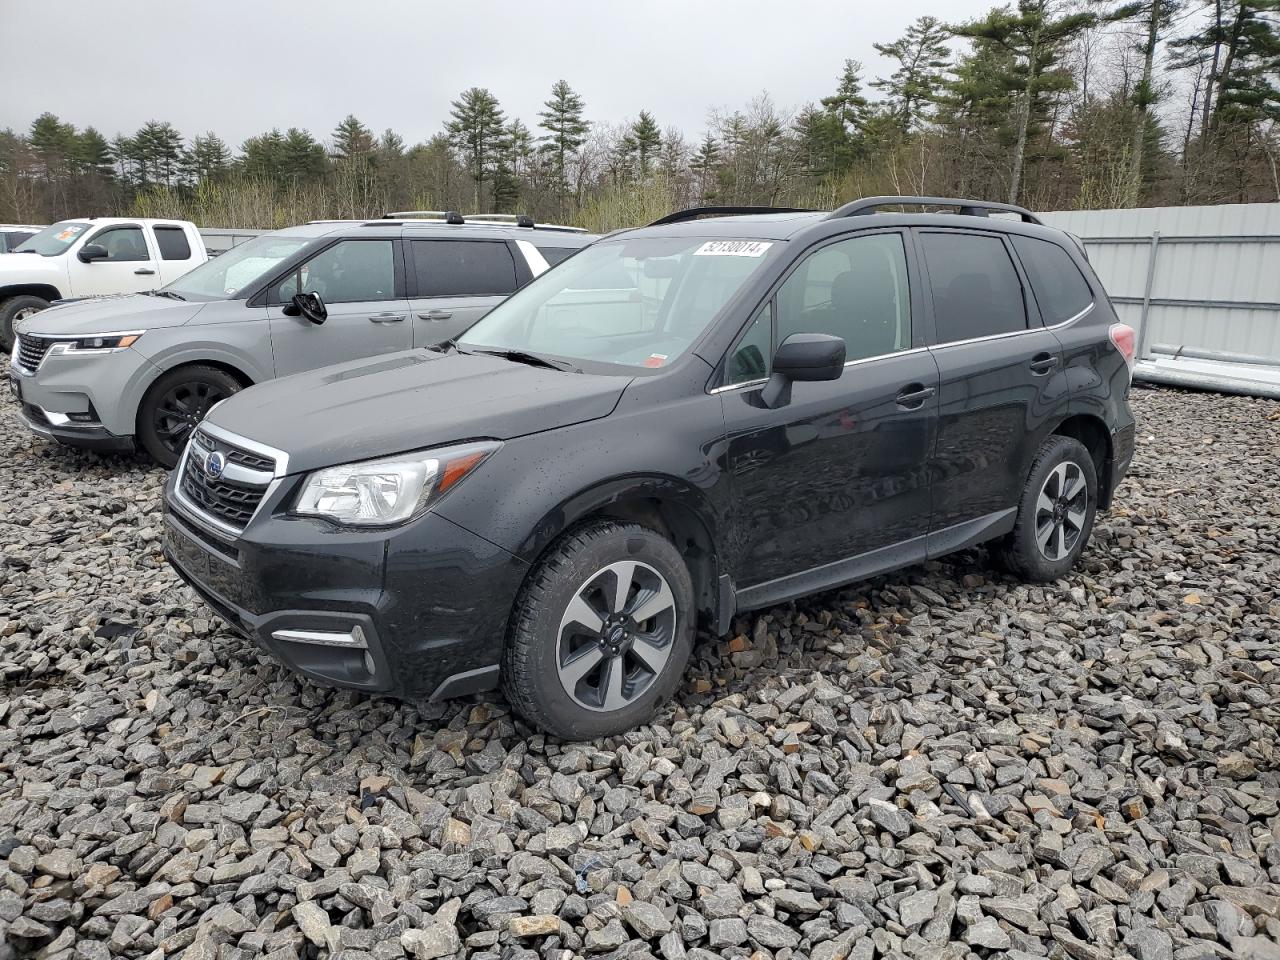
top-left (2, 0), bottom-right (996, 148)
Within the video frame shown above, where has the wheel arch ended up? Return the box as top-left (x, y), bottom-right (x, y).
top-left (133, 357), bottom-right (258, 438)
top-left (515, 474), bottom-right (725, 633)
top-left (0, 283), bottom-right (64, 304)
top-left (1050, 413), bottom-right (1114, 507)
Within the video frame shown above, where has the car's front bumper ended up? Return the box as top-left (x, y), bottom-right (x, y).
top-left (8, 343), bottom-right (156, 442)
top-left (161, 475), bottom-right (529, 701)
top-left (14, 399), bottom-right (134, 452)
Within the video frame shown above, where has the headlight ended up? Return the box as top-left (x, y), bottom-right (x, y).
top-left (45, 331), bottom-right (145, 356)
top-left (294, 440), bottom-right (500, 527)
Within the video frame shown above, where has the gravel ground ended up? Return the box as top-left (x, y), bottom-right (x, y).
top-left (1, 385), bottom-right (1278, 960)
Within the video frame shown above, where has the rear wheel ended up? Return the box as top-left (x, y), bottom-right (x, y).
top-left (997, 435), bottom-right (1098, 581)
top-left (502, 521), bottom-right (695, 740)
top-left (0, 295), bottom-right (51, 351)
top-left (137, 365), bottom-right (242, 468)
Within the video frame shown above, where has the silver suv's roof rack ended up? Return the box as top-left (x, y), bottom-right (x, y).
top-left (828, 196), bottom-right (1043, 225)
top-left (381, 210), bottom-right (588, 233)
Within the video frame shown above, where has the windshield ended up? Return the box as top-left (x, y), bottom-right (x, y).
top-left (460, 236), bottom-right (778, 369)
top-left (14, 221), bottom-right (90, 256)
top-left (164, 233), bottom-right (313, 301)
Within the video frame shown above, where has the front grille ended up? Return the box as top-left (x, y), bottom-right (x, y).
top-left (16, 335), bottom-right (53, 374)
top-left (177, 430), bottom-right (276, 532)
top-left (227, 448), bottom-right (274, 471)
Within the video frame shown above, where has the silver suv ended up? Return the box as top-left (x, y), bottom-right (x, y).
top-left (8, 215), bottom-right (594, 465)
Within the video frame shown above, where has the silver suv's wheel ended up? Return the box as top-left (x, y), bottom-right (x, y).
top-left (503, 521), bottom-right (695, 739)
top-left (556, 560), bottom-right (677, 712)
top-left (1035, 461), bottom-right (1089, 561)
top-left (998, 434), bottom-right (1098, 582)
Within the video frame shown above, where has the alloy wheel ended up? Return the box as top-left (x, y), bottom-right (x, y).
top-left (153, 381), bottom-right (227, 457)
top-left (556, 560), bottom-right (677, 712)
top-left (12, 307), bottom-right (42, 324)
top-left (1034, 460), bottom-right (1088, 561)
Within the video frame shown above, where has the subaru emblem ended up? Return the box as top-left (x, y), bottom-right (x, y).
top-left (205, 451), bottom-right (226, 480)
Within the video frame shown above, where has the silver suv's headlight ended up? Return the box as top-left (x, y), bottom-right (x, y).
top-left (294, 440), bottom-right (500, 527)
top-left (46, 331), bottom-right (145, 357)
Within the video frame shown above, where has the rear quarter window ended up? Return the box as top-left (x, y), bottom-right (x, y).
top-left (536, 246), bottom-right (577, 266)
top-left (1010, 235), bottom-right (1094, 324)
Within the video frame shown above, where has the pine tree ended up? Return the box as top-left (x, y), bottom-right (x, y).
top-left (73, 127), bottom-right (114, 178)
top-left (29, 113), bottom-right (77, 181)
top-left (952, 1), bottom-right (1096, 203)
top-left (330, 114), bottom-right (375, 160)
top-left (446, 87), bottom-right (506, 210)
top-left (240, 129), bottom-right (288, 182)
top-left (185, 133), bottom-right (232, 183)
top-left (689, 134), bottom-right (721, 202)
top-left (537, 80), bottom-right (589, 215)
top-left (620, 111), bottom-right (662, 178)
top-left (872, 17), bottom-right (953, 130)
top-left (821, 60), bottom-right (869, 136)
top-left (281, 128), bottom-right (327, 183)
top-left (134, 121), bottom-right (186, 187)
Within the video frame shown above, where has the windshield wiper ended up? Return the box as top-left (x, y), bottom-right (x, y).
top-left (151, 290), bottom-right (186, 301)
top-left (467, 348), bottom-right (576, 372)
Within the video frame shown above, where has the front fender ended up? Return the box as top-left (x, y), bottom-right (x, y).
top-left (135, 329), bottom-right (275, 384)
top-left (514, 472), bottom-right (723, 564)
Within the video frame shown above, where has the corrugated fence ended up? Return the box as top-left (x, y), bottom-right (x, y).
top-left (1041, 203), bottom-right (1280, 398)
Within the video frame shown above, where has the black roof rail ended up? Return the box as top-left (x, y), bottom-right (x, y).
top-left (648, 205), bottom-right (816, 227)
top-left (828, 196), bottom-right (1043, 225)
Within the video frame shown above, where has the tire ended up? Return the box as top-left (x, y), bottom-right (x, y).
top-left (502, 520), bottom-right (696, 740)
top-left (997, 435), bottom-right (1098, 582)
top-left (0, 295), bottom-right (51, 350)
top-left (137, 365), bottom-right (243, 468)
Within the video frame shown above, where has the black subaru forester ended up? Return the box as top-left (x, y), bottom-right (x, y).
top-left (163, 197), bottom-right (1136, 740)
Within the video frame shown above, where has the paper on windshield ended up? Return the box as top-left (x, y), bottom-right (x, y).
top-left (693, 240), bottom-right (773, 257)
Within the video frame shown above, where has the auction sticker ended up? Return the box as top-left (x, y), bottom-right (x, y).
top-left (693, 240), bottom-right (773, 257)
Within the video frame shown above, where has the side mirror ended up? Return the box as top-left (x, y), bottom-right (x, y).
top-left (761, 333), bottom-right (846, 408)
top-left (79, 243), bottom-right (109, 263)
top-left (283, 291), bottom-right (327, 325)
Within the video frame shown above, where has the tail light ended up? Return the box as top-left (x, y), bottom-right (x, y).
top-left (1109, 323), bottom-right (1136, 372)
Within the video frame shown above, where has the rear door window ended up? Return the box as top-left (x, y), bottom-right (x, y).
top-left (1010, 235), bottom-right (1094, 324)
top-left (413, 240), bottom-right (518, 297)
top-left (154, 226), bottom-right (193, 261)
top-left (920, 231), bottom-right (1026, 342)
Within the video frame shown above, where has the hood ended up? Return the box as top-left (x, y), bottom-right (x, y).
top-left (206, 349), bottom-right (632, 474)
top-left (17, 295), bottom-right (207, 338)
top-left (0, 252), bottom-right (63, 283)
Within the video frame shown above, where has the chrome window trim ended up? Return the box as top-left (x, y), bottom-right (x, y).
top-left (929, 302), bottom-right (1094, 351)
top-left (709, 345), bottom-right (930, 395)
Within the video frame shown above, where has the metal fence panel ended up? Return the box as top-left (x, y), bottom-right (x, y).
top-left (1041, 203), bottom-right (1280, 397)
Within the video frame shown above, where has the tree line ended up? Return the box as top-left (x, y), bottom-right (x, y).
top-left (2, 0), bottom-right (1277, 233)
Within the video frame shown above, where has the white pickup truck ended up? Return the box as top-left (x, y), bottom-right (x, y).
top-left (0, 218), bottom-right (208, 349)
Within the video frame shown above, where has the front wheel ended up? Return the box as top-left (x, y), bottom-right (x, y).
top-left (0, 295), bottom-right (51, 351)
top-left (502, 521), bottom-right (695, 740)
top-left (137, 365), bottom-right (243, 468)
top-left (997, 435), bottom-right (1098, 582)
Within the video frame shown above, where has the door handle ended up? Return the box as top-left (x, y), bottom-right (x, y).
top-left (134, 268), bottom-right (156, 275)
top-left (896, 383), bottom-right (936, 408)
top-left (1029, 352), bottom-right (1059, 375)
top-left (369, 313), bottom-right (406, 323)
top-left (418, 310), bottom-right (454, 321)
